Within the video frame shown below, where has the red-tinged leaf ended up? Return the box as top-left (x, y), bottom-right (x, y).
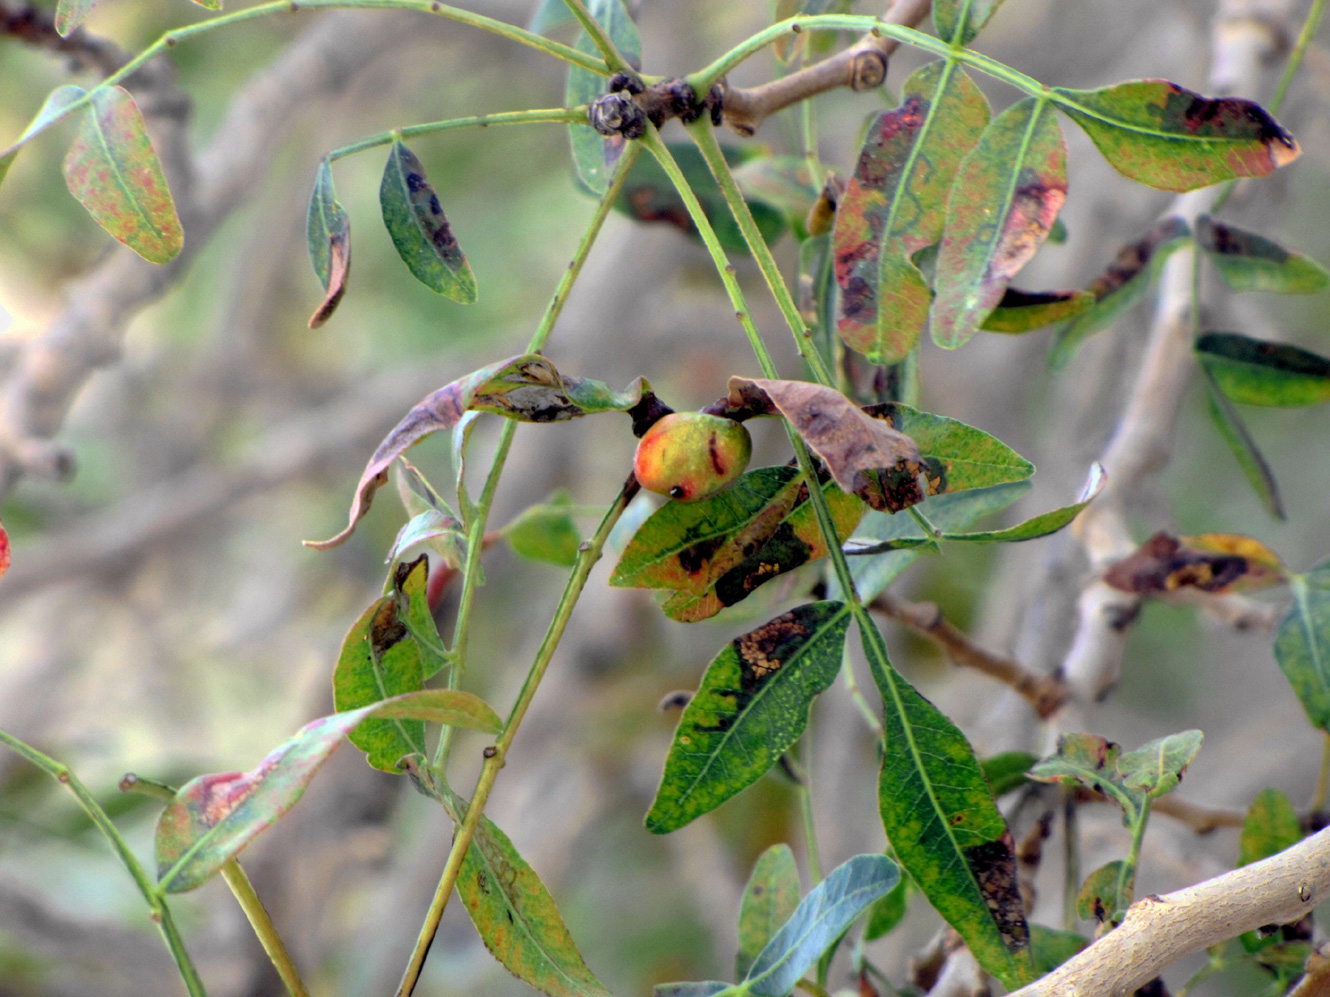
top-left (982, 287), bottom-right (1093, 334)
top-left (306, 355), bottom-right (650, 550)
top-left (0, 85), bottom-right (86, 188)
top-left (380, 141), bottom-right (476, 302)
top-left (1196, 216), bottom-right (1330, 295)
top-left (55, 0), bottom-right (100, 36)
top-left (833, 61), bottom-right (990, 363)
top-left (932, 98), bottom-right (1067, 349)
top-left (1201, 366), bottom-right (1285, 519)
top-left (933, 0), bottom-right (1007, 45)
top-left (1053, 81), bottom-right (1299, 192)
top-left (1048, 217), bottom-right (1190, 367)
top-left (153, 689), bottom-right (501, 892)
top-left (62, 86), bottom-right (183, 264)
top-left (0, 519), bottom-right (9, 581)
top-left (1103, 531), bottom-right (1285, 596)
top-left (307, 157), bottom-right (351, 328)
top-left (726, 378), bottom-right (926, 513)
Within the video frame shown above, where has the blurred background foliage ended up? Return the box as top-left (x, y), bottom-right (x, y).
top-left (1, 1), bottom-right (1330, 994)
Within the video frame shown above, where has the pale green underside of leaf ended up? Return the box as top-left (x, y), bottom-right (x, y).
top-left (736, 844), bottom-right (801, 980)
top-left (942, 462), bottom-right (1104, 543)
top-left (0, 85), bottom-right (86, 189)
top-left (1200, 367), bottom-right (1284, 519)
top-left (566, 0), bottom-right (639, 195)
top-left (1275, 564), bottom-right (1330, 732)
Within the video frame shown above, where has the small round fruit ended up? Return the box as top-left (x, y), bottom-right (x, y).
top-left (633, 412), bottom-right (752, 501)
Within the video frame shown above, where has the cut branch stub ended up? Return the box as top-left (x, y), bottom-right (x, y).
top-left (380, 140), bottom-right (476, 303)
top-left (307, 355), bottom-right (651, 550)
top-left (62, 85), bottom-right (183, 264)
top-left (306, 157), bottom-right (351, 328)
top-left (833, 61), bottom-right (989, 363)
top-left (727, 378), bottom-right (926, 512)
top-left (932, 98), bottom-right (1067, 349)
top-left (1053, 81), bottom-right (1299, 192)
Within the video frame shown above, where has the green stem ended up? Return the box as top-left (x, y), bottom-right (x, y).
top-left (220, 862), bottom-right (309, 997)
top-left (0, 731), bottom-right (207, 997)
top-left (907, 505), bottom-right (941, 538)
top-left (398, 485), bottom-right (634, 997)
top-left (560, 0), bottom-right (635, 75)
top-left (795, 739), bottom-right (823, 884)
top-left (328, 107), bottom-right (588, 162)
top-left (1115, 799), bottom-right (1150, 910)
top-left (432, 138), bottom-right (642, 773)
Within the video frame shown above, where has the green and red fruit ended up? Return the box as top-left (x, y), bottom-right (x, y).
top-left (633, 412), bottom-right (752, 501)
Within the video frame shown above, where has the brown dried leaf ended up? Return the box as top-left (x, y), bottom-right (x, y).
top-left (1103, 531), bottom-right (1285, 595)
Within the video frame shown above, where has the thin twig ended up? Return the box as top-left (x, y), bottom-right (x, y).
top-left (871, 591), bottom-right (1070, 718)
top-left (720, 0), bottom-right (933, 136)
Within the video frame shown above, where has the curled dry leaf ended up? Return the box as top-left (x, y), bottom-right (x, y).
top-left (307, 354), bottom-right (651, 550)
top-left (726, 378), bottom-right (926, 512)
top-left (1103, 531), bottom-right (1285, 596)
top-left (307, 158), bottom-right (351, 328)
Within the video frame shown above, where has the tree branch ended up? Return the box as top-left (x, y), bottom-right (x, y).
top-left (1008, 825), bottom-right (1330, 996)
top-left (720, 0), bottom-right (932, 136)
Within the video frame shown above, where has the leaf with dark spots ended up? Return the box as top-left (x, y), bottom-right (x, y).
top-left (1275, 560), bottom-right (1330, 733)
top-left (380, 140), bottom-right (476, 302)
top-left (1076, 862), bottom-right (1125, 923)
top-left (932, 98), bottom-right (1067, 349)
top-left (1196, 216), bottom-right (1330, 295)
top-left (1103, 531), bottom-right (1285, 596)
top-left (1030, 734), bottom-right (1127, 799)
top-left (941, 463), bottom-right (1104, 544)
top-left (1052, 81), bottom-right (1299, 192)
top-left (1201, 367), bottom-right (1285, 519)
top-left (152, 689), bottom-right (500, 892)
top-left (1116, 729), bottom-right (1203, 799)
top-left (833, 61), bottom-right (990, 363)
top-left (645, 602), bottom-right (852, 833)
top-left (62, 86), bottom-right (183, 264)
top-left (736, 844), bottom-right (801, 979)
top-left (933, 0), bottom-right (1007, 45)
top-left (392, 553), bottom-right (451, 679)
top-left (1197, 332), bottom-right (1330, 407)
top-left (868, 641), bottom-right (1033, 988)
top-left (862, 403), bottom-right (1033, 494)
top-left (0, 85), bottom-right (86, 189)
top-left (981, 287), bottom-right (1093, 334)
top-left (452, 803), bottom-right (614, 997)
top-left (307, 157), bottom-right (351, 328)
top-left (727, 379), bottom-right (925, 513)
top-left (616, 142), bottom-right (786, 254)
top-left (566, 0), bottom-right (640, 196)
top-left (1048, 216), bottom-right (1190, 367)
top-left (55, 0), bottom-right (100, 37)
top-left (661, 480), bottom-right (864, 622)
top-left (307, 355), bottom-right (649, 550)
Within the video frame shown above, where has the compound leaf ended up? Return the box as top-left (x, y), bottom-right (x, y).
top-left (1197, 332), bottom-right (1330, 407)
top-left (736, 844), bottom-right (801, 979)
top-left (933, 98), bottom-right (1067, 349)
top-left (1053, 81), bottom-right (1299, 192)
top-left (380, 140), bottom-right (476, 302)
top-left (306, 157), bottom-right (351, 328)
top-left (1275, 560), bottom-right (1330, 732)
top-left (63, 85), bottom-right (183, 263)
top-left (645, 602), bottom-right (852, 833)
top-left (1196, 216), bottom-right (1330, 295)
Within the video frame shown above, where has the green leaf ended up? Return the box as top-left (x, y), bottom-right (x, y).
top-left (1240, 788), bottom-right (1302, 867)
top-left (1201, 367), bottom-right (1285, 519)
top-left (616, 142), bottom-right (786, 253)
top-left (306, 157), bottom-right (351, 328)
top-left (62, 86), bottom-right (183, 264)
top-left (842, 536), bottom-right (940, 557)
top-left (1030, 733), bottom-right (1127, 797)
top-left (530, 0), bottom-right (578, 33)
top-left (742, 854), bottom-right (900, 997)
top-left (654, 984), bottom-right (731, 997)
top-left (387, 508), bottom-right (466, 570)
top-left (1030, 925), bottom-right (1088, 975)
top-left (1076, 861), bottom-right (1124, 923)
top-left (932, 98), bottom-right (1067, 349)
top-left (933, 0), bottom-right (1007, 45)
top-left (152, 689), bottom-right (500, 892)
top-left (456, 809), bottom-right (613, 997)
top-left (1116, 729), bottom-right (1203, 799)
top-left (0, 84), bottom-right (86, 188)
top-left (391, 554), bottom-right (451, 679)
top-left (736, 844), bottom-right (801, 979)
top-left (308, 354), bottom-right (650, 550)
top-left (1048, 216), bottom-right (1190, 368)
top-left (380, 140), bottom-right (476, 302)
top-left (732, 155), bottom-right (818, 238)
top-left (864, 403), bottom-right (1035, 494)
top-left (55, 0), bottom-right (100, 36)
top-left (981, 751), bottom-right (1039, 798)
top-left (1196, 216), bottom-right (1330, 294)
top-left (1052, 81), bottom-right (1299, 192)
top-left (1197, 332), bottom-right (1330, 407)
top-left (833, 61), bottom-right (990, 363)
top-left (982, 288), bottom-right (1093, 334)
top-left (505, 492), bottom-right (583, 567)
top-left (942, 462), bottom-right (1104, 543)
top-left (862, 876), bottom-right (908, 941)
top-left (870, 648), bottom-right (1032, 988)
top-left (566, 0), bottom-right (640, 195)
top-left (1275, 561), bottom-right (1330, 732)
top-left (645, 602), bottom-right (852, 832)
top-left (836, 481), bottom-right (1032, 603)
